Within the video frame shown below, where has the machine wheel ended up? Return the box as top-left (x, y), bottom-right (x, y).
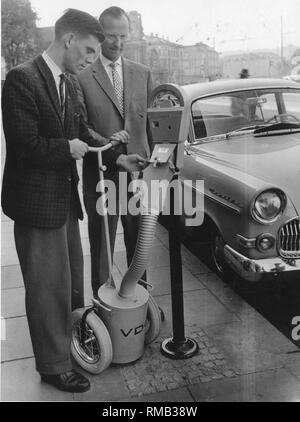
top-left (71, 308), bottom-right (113, 374)
top-left (144, 294), bottom-right (162, 345)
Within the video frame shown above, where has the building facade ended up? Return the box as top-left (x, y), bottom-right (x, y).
top-left (124, 11), bottom-right (222, 86)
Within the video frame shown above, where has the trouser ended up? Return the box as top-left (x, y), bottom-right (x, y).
top-left (83, 172), bottom-right (145, 295)
top-left (14, 196), bottom-right (84, 375)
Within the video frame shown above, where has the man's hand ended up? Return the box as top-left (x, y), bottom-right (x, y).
top-left (110, 130), bottom-right (130, 144)
top-left (116, 154), bottom-right (149, 172)
top-left (69, 139), bottom-right (89, 160)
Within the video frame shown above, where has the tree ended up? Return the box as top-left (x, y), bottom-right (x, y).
top-left (1, 0), bottom-right (39, 71)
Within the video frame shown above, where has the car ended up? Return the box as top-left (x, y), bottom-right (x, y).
top-left (149, 78), bottom-right (300, 282)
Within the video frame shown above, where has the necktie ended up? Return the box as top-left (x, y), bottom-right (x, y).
top-left (109, 62), bottom-right (124, 117)
top-left (59, 73), bottom-right (66, 121)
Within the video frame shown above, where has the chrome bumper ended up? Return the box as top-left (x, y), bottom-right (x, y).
top-left (224, 245), bottom-right (300, 282)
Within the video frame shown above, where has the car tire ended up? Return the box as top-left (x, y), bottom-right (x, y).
top-left (144, 294), bottom-right (162, 345)
top-left (211, 228), bottom-right (233, 281)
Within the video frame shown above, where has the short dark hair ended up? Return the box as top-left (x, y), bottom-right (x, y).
top-left (99, 6), bottom-right (130, 27)
top-left (55, 8), bottom-right (105, 42)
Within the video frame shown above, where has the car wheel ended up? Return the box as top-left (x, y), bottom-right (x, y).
top-left (144, 294), bottom-right (162, 345)
top-left (211, 229), bottom-right (232, 280)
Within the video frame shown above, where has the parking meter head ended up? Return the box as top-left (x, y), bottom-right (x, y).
top-left (147, 84), bottom-right (190, 169)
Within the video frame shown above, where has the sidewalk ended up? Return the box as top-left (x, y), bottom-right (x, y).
top-left (1, 209), bottom-right (300, 402)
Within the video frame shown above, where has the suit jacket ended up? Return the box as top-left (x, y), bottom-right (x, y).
top-left (77, 56), bottom-right (153, 195)
top-left (1, 55), bottom-right (121, 228)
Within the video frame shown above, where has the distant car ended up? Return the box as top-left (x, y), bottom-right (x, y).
top-left (150, 79), bottom-right (300, 282)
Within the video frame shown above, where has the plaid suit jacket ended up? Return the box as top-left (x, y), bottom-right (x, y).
top-left (1, 55), bottom-right (120, 228)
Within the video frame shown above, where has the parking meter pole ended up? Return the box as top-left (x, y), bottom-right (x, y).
top-left (168, 214), bottom-right (185, 342)
top-left (160, 176), bottom-right (199, 359)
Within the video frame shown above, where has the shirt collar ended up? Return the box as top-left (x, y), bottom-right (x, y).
top-left (42, 51), bottom-right (64, 80)
top-left (101, 54), bottom-right (122, 69)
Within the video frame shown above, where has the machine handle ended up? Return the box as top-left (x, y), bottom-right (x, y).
top-left (88, 142), bottom-right (114, 153)
top-left (87, 140), bottom-right (122, 290)
top-left (88, 138), bottom-right (123, 153)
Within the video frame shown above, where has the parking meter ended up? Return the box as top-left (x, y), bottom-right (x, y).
top-left (147, 84), bottom-right (190, 170)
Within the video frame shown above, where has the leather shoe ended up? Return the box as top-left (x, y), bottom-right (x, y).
top-left (41, 370), bottom-right (90, 393)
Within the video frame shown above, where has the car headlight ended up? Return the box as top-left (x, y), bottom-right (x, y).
top-left (252, 189), bottom-right (286, 223)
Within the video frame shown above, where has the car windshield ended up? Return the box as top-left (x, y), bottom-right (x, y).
top-left (191, 88), bottom-right (300, 141)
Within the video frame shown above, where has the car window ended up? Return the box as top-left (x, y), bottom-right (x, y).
top-left (282, 92), bottom-right (300, 121)
top-left (191, 88), bottom-right (300, 141)
top-left (257, 93), bottom-right (278, 121)
top-left (192, 93), bottom-right (255, 139)
top-left (193, 96), bottom-right (232, 117)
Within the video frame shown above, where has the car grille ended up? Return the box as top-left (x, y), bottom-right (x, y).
top-left (278, 217), bottom-right (300, 258)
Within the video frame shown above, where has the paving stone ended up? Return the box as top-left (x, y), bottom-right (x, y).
top-left (1, 287), bottom-right (26, 318)
top-left (74, 365), bottom-right (130, 402)
top-left (198, 341), bottom-right (206, 349)
top-left (143, 386), bottom-right (156, 395)
top-left (223, 370), bottom-right (236, 378)
top-left (152, 290), bottom-right (239, 340)
top-left (203, 321), bottom-right (295, 375)
top-left (147, 266), bottom-right (205, 297)
top-left (120, 328), bottom-right (236, 398)
top-left (167, 382), bottom-right (179, 390)
top-left (200, 376), bottom-right (211, 383)
top-left (1, 245), bottom-right (19, 266)
top-left (1, 220), bottom-right (14, 234)
top-left (211, 373), bottom-right (224, 380)
top-left (215, 359), bottom-right (226, 366)
top-left (1, 358), bottom-right (73, 401)
top-left (284, 358), bottom-right (300, 382)
top-left (181, 244), bottom-right (212, 275)
top-left (204, 361), bottom-right (215, 368)
top-left (1, 265), bottom-right (23, 290)
top-left (195, 272), bottom-right (254, 318)
top-left (120, 386), bottom-right (195, 402)
top-left (1, 316), bottom-right (33, 362)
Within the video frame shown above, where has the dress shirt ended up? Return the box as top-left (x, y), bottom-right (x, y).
top-left (42, 51), bottom-right (65, 103)
top-left (101, 54), bottom-right (123, 88)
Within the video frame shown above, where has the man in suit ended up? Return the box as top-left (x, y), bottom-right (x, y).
top-left (78, 7), bottom-right (153, 297)
top-left (1, 8), bottom-right (147, 393)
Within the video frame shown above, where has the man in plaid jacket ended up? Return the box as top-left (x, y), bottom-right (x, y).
top-left (1, 8), bottom-right (147, 393)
